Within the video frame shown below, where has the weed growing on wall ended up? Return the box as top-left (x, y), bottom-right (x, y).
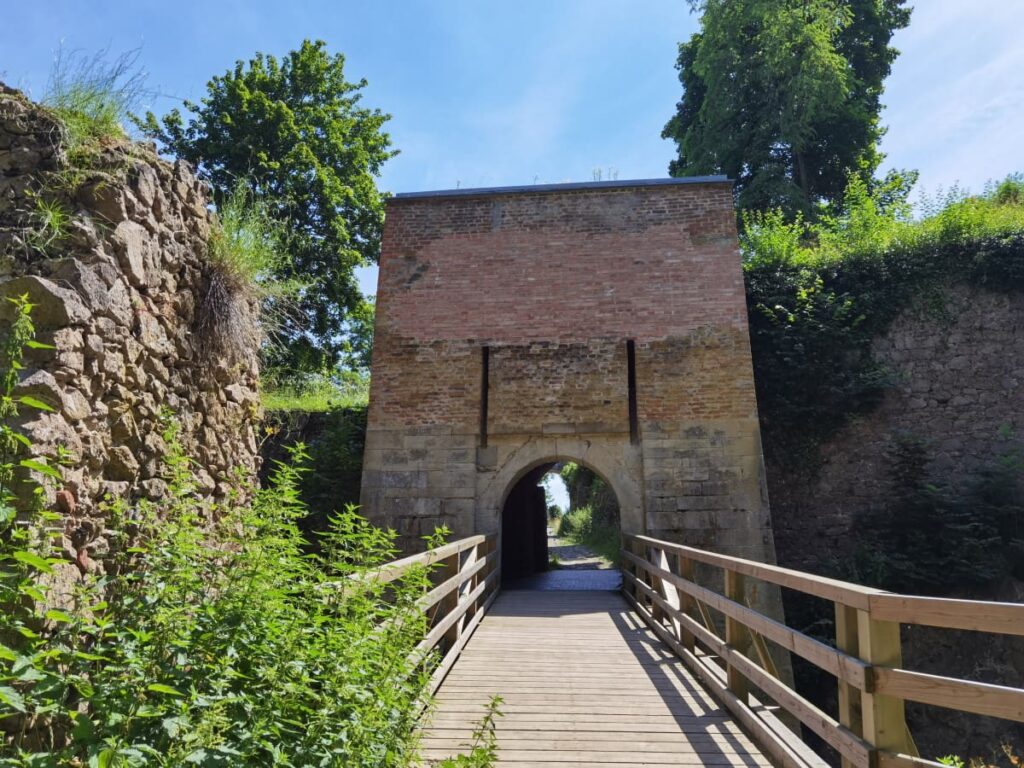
top-left (745, 174), bottom-right (1024, 463)
top-left (199, 185), bottom-right (303, 359)
top-left (42, 47), bottom-right (148, 161)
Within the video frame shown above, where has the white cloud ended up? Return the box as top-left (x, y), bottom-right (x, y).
top-left (881, 1), bottom-right (1024, 193)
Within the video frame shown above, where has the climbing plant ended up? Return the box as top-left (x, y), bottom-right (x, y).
top-left (745, 174), bottom-right (1024, 463)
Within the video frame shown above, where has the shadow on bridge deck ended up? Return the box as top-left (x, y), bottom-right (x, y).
top-left (421, 589), bottom-right (773, 767)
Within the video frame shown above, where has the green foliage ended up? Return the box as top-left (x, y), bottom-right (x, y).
top-left (198, 185), bottom-right (301, 357)
top-left (42, 47), bottom-right (147, 161)
top-left (430, 696), bottom-right (503, 768)
top-left (557, 464), bottom-right (621, 564)
top-left (137, 39), bottom-right (394, 376)
top-left (25, 195), bottom-right (72, 255)
top-left (208, 185), bottom-right (291, 289)
top-left (0, 434), bottom-right (445, 765)
top-left (0, 295), bottom-right (59, 521)
top-left (262, 372), bottom-right (370, 414)
top-left (849, 436), bottom-right (1024, 594)
top-left (745, 174), bottom-right (1024, 461)
top-left (664, 0), bottom-right (911, 217)
top-left (0, 308), bottom-right (495, 765)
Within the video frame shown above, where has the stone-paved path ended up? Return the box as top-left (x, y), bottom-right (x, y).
top-left (503, 531), bottom-right (621, 591)
top-left (547, 530), bottom-right (612, 570)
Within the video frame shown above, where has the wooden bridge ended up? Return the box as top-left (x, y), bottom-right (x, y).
top-left (379, 533), bottom-right (1024, 767)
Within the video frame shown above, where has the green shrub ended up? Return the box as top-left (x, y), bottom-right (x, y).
top-left (0, 303), bottom-right (496, 767)
top-left (849, 436), bottom-right (1024, 595)
top-left (745, 173), bottom-right (1024, 462)
top-left (262, 372), bottom-right (369, 413)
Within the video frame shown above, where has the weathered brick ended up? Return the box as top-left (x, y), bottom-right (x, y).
top-left (361, 179), bottom-right (778, 567)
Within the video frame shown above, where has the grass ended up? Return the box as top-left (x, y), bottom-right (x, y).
top-left (26, 195), bottom-right (71, 253)
top-left (42, 47), bottom-right (148, 157)
top-left (262, 373), bottom-right (370, 413)
top-left (199, 185), bottom-right (303, 358)
top-left (556, 505), bottom-right (621, 566)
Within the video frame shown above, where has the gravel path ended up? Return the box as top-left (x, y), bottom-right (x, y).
top-left (546, 530), bottom-right (613, 570)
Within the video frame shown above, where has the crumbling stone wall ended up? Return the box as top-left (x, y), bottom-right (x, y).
top-left (0, 85), bottom-right (261, 575)
top-left (766, 283), bottom-right (1024, 756)
top-left (769, 283), bottom-right (1024, 570)
top-left (361, 178), bottom-right (777, 567)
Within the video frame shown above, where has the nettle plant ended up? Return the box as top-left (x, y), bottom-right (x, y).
top-left (0, 297), bottom-right (496, 766)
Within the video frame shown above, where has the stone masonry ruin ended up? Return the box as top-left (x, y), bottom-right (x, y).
top-left (0, 85), bottom-right (261, 580)
top-left (361, 177), bottom-right (779, 577)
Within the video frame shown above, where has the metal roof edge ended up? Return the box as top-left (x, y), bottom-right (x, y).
top-left (391, 176), bottom-right (732, 201)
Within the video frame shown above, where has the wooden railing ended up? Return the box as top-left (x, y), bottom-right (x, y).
top-left (365, 533), bottom-right (500, 694)
top-left (621, 533), bottom-right (1024, 768)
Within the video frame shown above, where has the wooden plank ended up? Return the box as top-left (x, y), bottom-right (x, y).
top-left (426, 588), bottom-right (778, 768)
top-left (868, 593), bottom-right (1024, 636)
top-left (413, 570), bottom-right (496, 658)
top-left (624, 571), bottom-right (871, 767)
top-left (427, 585), bottom-right (498, 695)
top-left (363, 534), bottom-right (490, 585)
top-left (836, 603), bottom-right (865, 768)
top-left (725, 569), bottom-right (749, 701)
top-left (625, 533), bottom-right (883, 610)
top-left (420, 553), bottom-right (489, 612)
top-left (873, 667), bottom-right (1024, 723)
top-left (624, 589), bottom-right (826, 768)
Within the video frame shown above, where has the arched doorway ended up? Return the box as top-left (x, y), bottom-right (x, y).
top-left (500, 459), bottom-right (622, 588)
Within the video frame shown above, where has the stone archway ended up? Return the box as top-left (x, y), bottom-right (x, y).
top-left (475, 436), bottom-right (643, 540)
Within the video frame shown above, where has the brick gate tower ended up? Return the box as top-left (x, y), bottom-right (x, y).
top-left (361, 177), bottom-right (779, 571)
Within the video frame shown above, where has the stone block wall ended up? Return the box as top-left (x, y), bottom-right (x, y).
top-left (0, 85), bottom-right (261, 576)
top-left (769, 283), bottom-right (1024, 570)
top-left (361, 178), bottom-right (776, 566)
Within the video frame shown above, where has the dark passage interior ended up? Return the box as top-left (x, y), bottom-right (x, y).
top-left (500, 463), bottom-right (554, 582)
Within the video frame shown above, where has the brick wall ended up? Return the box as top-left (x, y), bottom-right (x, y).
top-left (361, 178), bottom-right (777, 569)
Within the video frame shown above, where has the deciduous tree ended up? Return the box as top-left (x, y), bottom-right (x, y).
top-left (663, 0), bottom-right (911, 218)
top-left (139, 40), bottom-right (395, 373)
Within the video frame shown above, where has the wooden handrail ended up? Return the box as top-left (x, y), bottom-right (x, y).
top-left (368, 533), bottom-right (500, 695)
top-left (621, 532), bottom-right (1024, 768)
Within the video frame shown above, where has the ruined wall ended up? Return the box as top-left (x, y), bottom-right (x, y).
top-left (0, 85), bottom-right (261, 575)
top-left (362, 178), bottom-right (775, 565)
top-left (769, 283), bottom-right (1024, 570)
top-left (766, 283), bottom-right (1024, 756)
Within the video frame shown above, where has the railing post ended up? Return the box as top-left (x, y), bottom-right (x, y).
top-left (856, 610), bottom-right (918, 757)
top-left (724, 568), bottom-right (749, 702)
top-left (835, 603), bottom-right (864, 768)
top-left (671, 552), bottom-right (696, 652)
top-left (440, 550), bottom-right (462, 649)
top-left (620, 533), bottom-right (633, 600)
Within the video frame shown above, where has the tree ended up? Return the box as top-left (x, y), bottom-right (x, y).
top-left (663, 0), bottom-right (911, 218)
top-left (139, 40), bottom-right (395, 374)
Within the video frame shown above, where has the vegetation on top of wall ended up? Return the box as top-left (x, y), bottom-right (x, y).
top-left (262, 372), bottom-right (370, 414)
top-left (42, 48), bottom-right (147, 160)
top-left (745, 173), bottom-right (1024, 464)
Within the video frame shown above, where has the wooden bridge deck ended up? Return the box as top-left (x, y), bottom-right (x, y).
top-left (421, 589), bottom-right (773, 767)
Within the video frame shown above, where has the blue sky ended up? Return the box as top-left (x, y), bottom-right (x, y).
top-left (3, 0), bottom-right (1023, 298)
